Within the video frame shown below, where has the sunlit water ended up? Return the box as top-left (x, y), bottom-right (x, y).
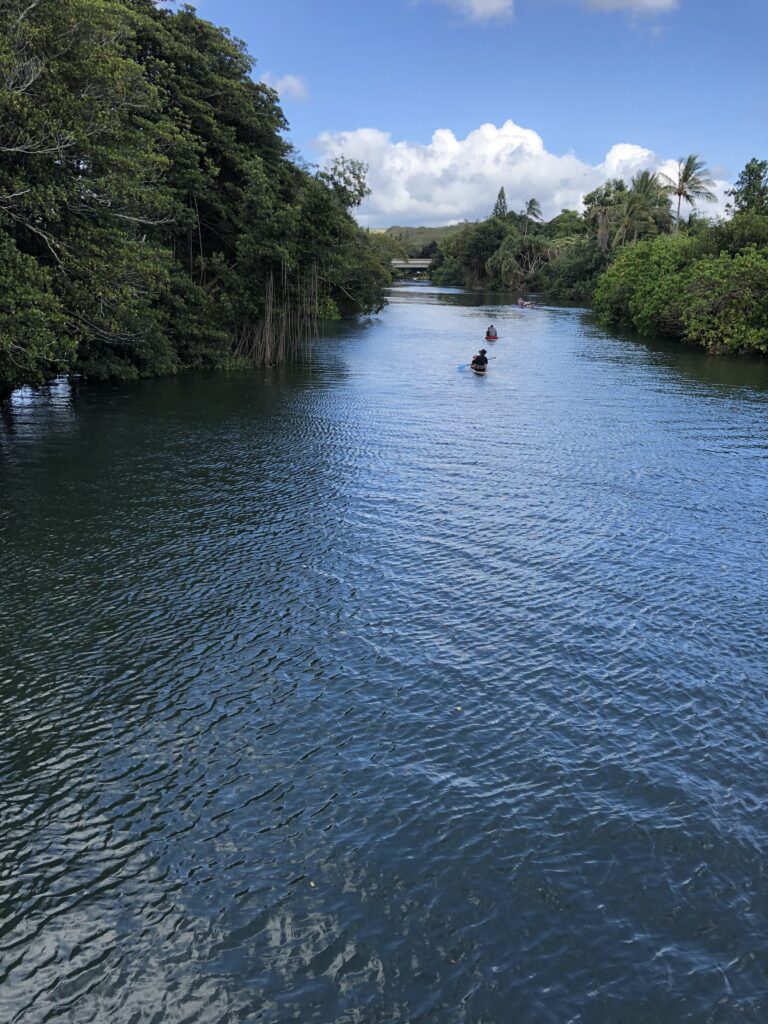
top-left (2, 284), bottom-right (767, 1023)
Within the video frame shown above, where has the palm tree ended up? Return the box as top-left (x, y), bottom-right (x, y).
top-left (659, 155), bottom-right (717, 232)
top-left (630, 169), bottom-right (672, 235)
top-left (522, 198), bottom-right (542, 238)
top-left (612, 192), bottom-right (655, 248)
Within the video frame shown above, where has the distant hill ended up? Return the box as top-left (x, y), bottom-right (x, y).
top-left (383, 224), bottom-right (464, 257)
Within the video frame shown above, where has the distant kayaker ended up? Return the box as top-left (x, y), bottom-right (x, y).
top-left (471, 348), bottom-right (489, 372)
top-left (485, 325), bottom-right (498, 339)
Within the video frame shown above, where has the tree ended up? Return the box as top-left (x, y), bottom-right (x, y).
top-left (681, 246), bottom-right (768, 353)
top-left (0, 0), bottom-right (176, 382)
top-left (593, 236), bottom-right (693, 333)
top-left (611, 192), bottom-right (655, 248)
top-left (592, 224), bottom-right (768, 356)
top-left (583, 179), bottom-right (627, 252)
top-left (725, 158), bottom-right (768, 216)
top-left (630, 169), bottom-right (672, 235)
top-left (432, 218), bottom-right (507, 288)
top-left (492, 187), bottom-right (508, 219)
top-left (0, 0), bottom-right (395, 391)
top-left (521, 198), bottom-right (542, 238)
top-left (318, 157), bottom-right (371, 209)
top-left (659, 155), bottom-right (717, 232)
top-left (603, 172), bottom-right (672, 249)
top-left (543, 209), bottom-right (586, 239)
top-left (537, 237), bottom-right (606, 302)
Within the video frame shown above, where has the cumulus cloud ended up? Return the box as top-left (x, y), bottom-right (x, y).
top-left (260, 72), bottom-right (310, 102)
top-left (314, 120), bottom-right (729, 227)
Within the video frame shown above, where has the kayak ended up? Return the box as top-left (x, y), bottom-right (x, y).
top-left (472, 365), bottom-right (487, 375)
top-left (485, 335), bottom-right (499, 341)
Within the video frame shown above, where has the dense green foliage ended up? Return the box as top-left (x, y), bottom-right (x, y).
top-left (726, 159), bottom-right (768, 216)
top-left (429, 156), bottom-right (768, 355)
top-left (0, 0), bottom-right (395, 393)
top-left (492, 188), bottom-right (508, 219)
top-left (383, 224), bottom-right (463, 258)
top-left (594, 230), bottom-right (768, 354)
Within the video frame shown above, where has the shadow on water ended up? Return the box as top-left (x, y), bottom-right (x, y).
top-left (0, 355), bottom-right (358, 447)
top-left (388, 281), bottom-right (520, 309)
top-left (579, 312), bottom-right (768, 396)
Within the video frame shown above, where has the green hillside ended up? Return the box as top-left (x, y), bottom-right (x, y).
top-left (383, 224), bottom-right (465, 257)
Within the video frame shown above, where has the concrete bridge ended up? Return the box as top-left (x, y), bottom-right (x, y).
top-left (390, 258), bottom-right (433, 272)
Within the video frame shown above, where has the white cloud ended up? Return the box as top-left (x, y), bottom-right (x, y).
top-left (434, 0), bottom-right (515, 19)
top-left (586, 0), bottom-right (678, 11)
top-left (431, 0), bottom-right (676, 20)
top-left (314, 120), bottom-right (729, 227)
top-left (260, 72), bottom-right (310, 102)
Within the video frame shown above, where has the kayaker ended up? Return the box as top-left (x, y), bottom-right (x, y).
top-left (471, 348), bottom-right (489, 372)
top-left (485, 325), bottom-right (498, 339)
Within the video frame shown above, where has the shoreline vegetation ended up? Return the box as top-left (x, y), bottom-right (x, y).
top-left (0, 0), bottom-right (403, 397)
top-left (420, 163), bottom-right (768, 357)
top-left (2, 4), bottom-right (766, 401)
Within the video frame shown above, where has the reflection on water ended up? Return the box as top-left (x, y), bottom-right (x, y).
top-left (1, 287), bottom-right (767, 1023)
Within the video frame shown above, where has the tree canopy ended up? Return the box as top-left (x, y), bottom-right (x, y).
top-left (659, 155), bottom-right (717, 231)
top-left (0, 0), bottom-right (395, 393)
top-left (726, 158), bottom-right (768, 216)
top-left (492, 187), bottom-right (508, 218)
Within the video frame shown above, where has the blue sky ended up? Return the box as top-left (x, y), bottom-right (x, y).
top-left (191, 0), bottom-right (767, 225)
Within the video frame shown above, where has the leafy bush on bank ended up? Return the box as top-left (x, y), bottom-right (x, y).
top-left (428, 162), bottom-right (768, 355)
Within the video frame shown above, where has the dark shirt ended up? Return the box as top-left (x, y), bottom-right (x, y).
top-left (472, 354), bottom-right (488, 368)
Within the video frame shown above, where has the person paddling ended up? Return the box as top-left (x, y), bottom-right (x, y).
top-left (471, 348), bottom-right (489, 373)
top-left (485, 325), bottom-right (498, 340)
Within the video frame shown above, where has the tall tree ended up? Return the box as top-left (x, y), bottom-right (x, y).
top-left (0, 0), bottom-right (394, 391)
top-left (630, 169), bottom-right (672, 235)
top-left (659, 155), bottom-right (717, 232)
top-left (521, 198), bottom-right (542, 238)
top-left (584, 179), bottom-right (627, 253)
top-left (0, 0), bottom-right (175, 383)
top-left (612, 192), bottom-right (655, 248)
top-left (492, 187), bottom-right (508, 218)
top-left (725, 158), bottom-right (768, 216)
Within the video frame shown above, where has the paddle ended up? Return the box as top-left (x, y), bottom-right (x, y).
top-left (457, 356), bottom-right (497, 370)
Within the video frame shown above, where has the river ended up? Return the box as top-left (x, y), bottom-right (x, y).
top-left (2, 283), bottom-right (767, 1023)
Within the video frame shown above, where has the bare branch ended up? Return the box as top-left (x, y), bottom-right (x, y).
top-left (5, 210), bottom-right (63, 263)
top-left (14, 0), bottom-right (41, 26)
top-left (0, 188), bottom-right (31, 204)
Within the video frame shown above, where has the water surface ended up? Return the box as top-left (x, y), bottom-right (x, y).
top-left (2, 285), bottom-right (767, 1022)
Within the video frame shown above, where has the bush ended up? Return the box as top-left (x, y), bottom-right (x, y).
top-left (593, 231), bottom-right (768, 354)
top-left (681, 246), bottom-right (768, 354)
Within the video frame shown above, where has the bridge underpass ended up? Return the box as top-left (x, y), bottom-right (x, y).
top-left (390, 258), bottom-right (433, 276)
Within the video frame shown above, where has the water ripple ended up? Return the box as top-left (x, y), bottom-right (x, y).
top-left (1, 290), bottom-right (767, 1022)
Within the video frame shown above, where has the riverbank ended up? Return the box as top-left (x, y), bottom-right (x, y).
top-left (425, 197), bottom-right (768, 357)
top-left (0, 0), bottom-right (400, 397)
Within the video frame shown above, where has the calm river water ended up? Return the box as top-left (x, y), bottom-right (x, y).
top-left (2, 284), bottom-right (767, 1023)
